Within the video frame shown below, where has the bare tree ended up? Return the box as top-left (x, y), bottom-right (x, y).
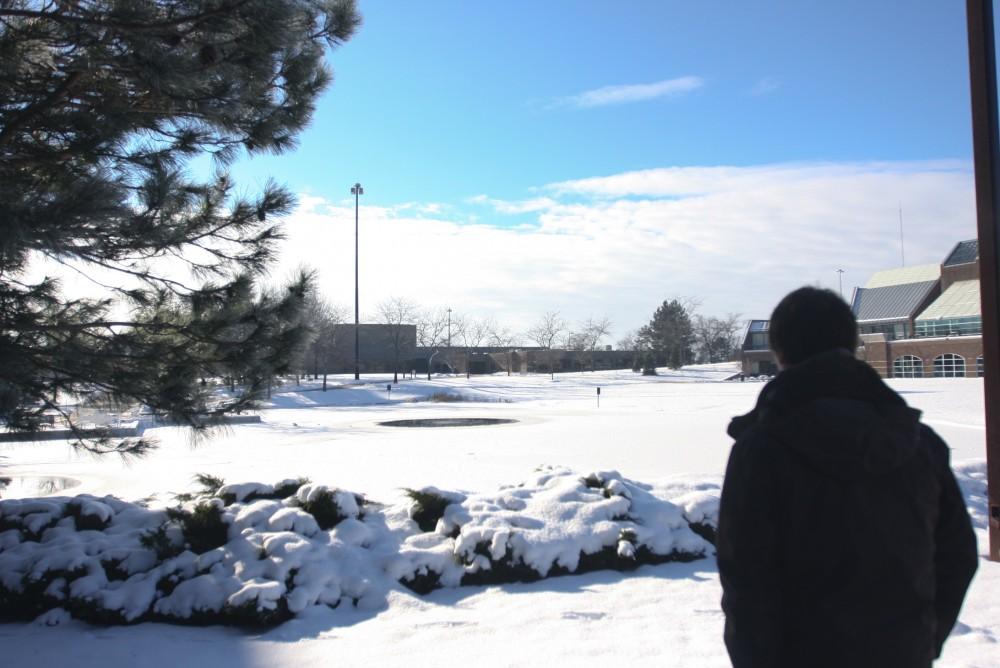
top-left (417, 308), bottom-right (450, 348)
top-left (526, 311), bottom-right (566, 379)
top-left (617, 329), bottom-right (639, 351)
top-left (301, 295), bottom-right (348, 390)
top-left (489, 324), bottom-right (522, 376)
top-left (416, 307), bottom-right (451, 378)
top-left (693, 313), bottom-right (743, 364)
top-left (375, 297), bottom-right (419, 384)
top-left (457, 316), bottom-right (493, 378)
top-left (577, 316), bottom-right (613, 372)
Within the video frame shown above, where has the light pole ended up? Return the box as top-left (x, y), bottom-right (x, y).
top-left (836, 268), bottom-right (845, 298)
top-left (351, 182), bottom-right (363, 380)
top-left (447, 307), bottom-right (452, 347)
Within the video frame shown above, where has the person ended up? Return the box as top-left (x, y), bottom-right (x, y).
top-left (717, 286), bottom-right (978, 668)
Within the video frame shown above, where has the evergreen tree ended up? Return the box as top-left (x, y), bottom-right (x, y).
top-left (0, 1), bottom-right (361, 453)
top-left (638, 299), bottom-right (695, 369)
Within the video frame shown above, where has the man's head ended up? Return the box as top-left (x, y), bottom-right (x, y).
top-left (769, 286), bottom-right (858, 368)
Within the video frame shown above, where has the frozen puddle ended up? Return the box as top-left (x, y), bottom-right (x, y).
top-left (0, 475), bottom-right (80, 499)
top-left (378, 417), bottom-right (518, 428)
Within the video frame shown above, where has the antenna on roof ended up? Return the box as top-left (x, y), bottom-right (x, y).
top-left (898, 203), bottom-right (905, 266)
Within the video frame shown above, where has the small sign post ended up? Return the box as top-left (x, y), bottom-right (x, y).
top-left (597, 386), bottom-right (601, 408)
top-left (386, 384), bottom-right (392, 400)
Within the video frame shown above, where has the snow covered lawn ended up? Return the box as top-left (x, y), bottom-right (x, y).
top-left (1, 366), bottom-right (996, 667)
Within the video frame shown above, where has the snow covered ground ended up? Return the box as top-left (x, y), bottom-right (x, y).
top-left (1, 365), bottom-right (996, 667)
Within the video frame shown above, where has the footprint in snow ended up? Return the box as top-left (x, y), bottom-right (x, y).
top-left (561, 611), bottom-right (607, 621)
top-left (414, 621), bottom-right (475, 629)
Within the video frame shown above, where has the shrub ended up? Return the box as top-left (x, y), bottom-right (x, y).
top-left (403, 488), bottom-right (453, 532)
top-left (687, 521), bottom-right (716, 545)
top-left (297, 491), bottom-right (347, 530)
top-left (272, 478), bottom-right (310, 500)
top-left (65, 500), bottom-right (111, 531)
top-left (192, 474), bottom-right (225, 497)
top-left (431, 392), bottom-right (465, 402)
top-left (140, 524), bottom-right (184, 561)
top-left (167, 502), bottom-right (229, 553)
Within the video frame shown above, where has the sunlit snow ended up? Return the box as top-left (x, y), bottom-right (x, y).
top-left (0, 365), bottom-right (995, 667)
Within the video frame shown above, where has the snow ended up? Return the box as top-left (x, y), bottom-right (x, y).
top-left (0, 367), bottom-right (995, 667)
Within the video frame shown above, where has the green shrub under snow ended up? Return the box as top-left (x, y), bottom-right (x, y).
top-left (0, 470), bottom-right (718, 628)
top-left (395, 468), bottom-right (713, 595)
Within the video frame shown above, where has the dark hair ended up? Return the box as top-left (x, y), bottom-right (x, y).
top-left (769, 286), bottom-right (858, 365)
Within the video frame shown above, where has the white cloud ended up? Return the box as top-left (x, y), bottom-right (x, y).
top-left (273, 161), bottom-right (975, 343)
top-left (751, 77), bottom-right (781, 96)
top-left (470, 195), bottom-right (559, 214)
top-left (556, 76), bottom-right (704, 108)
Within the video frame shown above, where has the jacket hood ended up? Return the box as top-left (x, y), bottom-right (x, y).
top-left (728, 350), bottom-right (923, 477)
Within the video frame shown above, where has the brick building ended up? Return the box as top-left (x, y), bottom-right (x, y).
top-left (740, 240), bottom-right (984, 379)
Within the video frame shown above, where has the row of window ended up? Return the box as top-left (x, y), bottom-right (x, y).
top-left (857, 317), bottom-right (983, 342)
top-left (913, 316), bottom-right (982, 338)
top-left (892, 354), bottom-right (984, 378)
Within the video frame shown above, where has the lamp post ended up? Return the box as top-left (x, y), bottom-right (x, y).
top-left (836, 269), bottom-right (845, 298)
top-left (351, 182), bottom-right (363, 380)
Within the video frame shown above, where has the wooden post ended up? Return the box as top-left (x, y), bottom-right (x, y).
top-left (966, 0), bottom-right (1000, 561)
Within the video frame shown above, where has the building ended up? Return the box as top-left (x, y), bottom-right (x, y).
top-left (857, 240), bottom-right (982, 378)
top-left (329, 323), bottom-right (417, 374)
top-left (851, 264), bottom-right (941, 341)
top-left (739, 320), bottom-right (777, 376)
top-left (739, 240), bottom-right (984, 379)
top-left (322, 325), bottom-right (634, 376)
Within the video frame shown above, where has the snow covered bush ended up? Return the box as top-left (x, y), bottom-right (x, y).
top-left (167, 502), bottom-right (229, 554)
top-left (0, 470), bottom-right (718, 627)
top-left (404, 487), bottom-right (466, 533)
top-left (392, 467), bottom-right (713, 595)
top-left (0, 481), bottom-right (382, 627)
top-left (291, 484), bottom-right (364, 529)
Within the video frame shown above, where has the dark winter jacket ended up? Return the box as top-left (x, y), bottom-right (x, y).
top-left (717, 350), bottom-right (978, 668)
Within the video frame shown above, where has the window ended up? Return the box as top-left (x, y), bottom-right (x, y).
top-left (915, 316), bottom-right (982, 337)
top-left (860, 322), bottom-right (908, 340)
top-left (893, 355), bottom-right (923, 378)
top-left (933, 353), bottom-right (966, 378)
top-left (977, 355), bottom-right (984, 377)
top-left (747, 332), bottom-right (769, 350)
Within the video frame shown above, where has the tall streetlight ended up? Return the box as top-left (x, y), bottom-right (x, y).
top-left (836, 268), bottom-right (845, 298)
top-left (351, 182), bottom-right (363, 380)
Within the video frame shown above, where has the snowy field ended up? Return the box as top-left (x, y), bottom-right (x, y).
top-left (1, 365), bottom-right (996, 667)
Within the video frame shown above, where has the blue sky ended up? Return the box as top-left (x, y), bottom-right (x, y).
top-left (229, 1), bottom-right (973, 204)
top-left (215, 2), bottom-right (982, 341)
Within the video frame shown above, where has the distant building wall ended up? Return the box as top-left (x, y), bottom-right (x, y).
top-left (857, 334), bottom-right (890, 377)
top-left (741, 350), bottom-right (777, 376)
top-left (523, 349), bottom-right (635, 373)
top-left (855, 334), bottom-right (982, 378)
top-left (880, 336), bottom-right (983, 378)
top-left (330, 324), bottom-right (416, 373)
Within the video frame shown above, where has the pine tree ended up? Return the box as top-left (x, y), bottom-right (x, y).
top-left (638, 299), bottom-right (695, 369)
top-left (0, 1), bottom-right (361, 453)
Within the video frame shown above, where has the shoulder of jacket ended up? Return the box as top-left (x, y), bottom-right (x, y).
top-left (732, 421), bottom-right (784, 459)
top-left (917, 422), bottom-right (951, 467)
